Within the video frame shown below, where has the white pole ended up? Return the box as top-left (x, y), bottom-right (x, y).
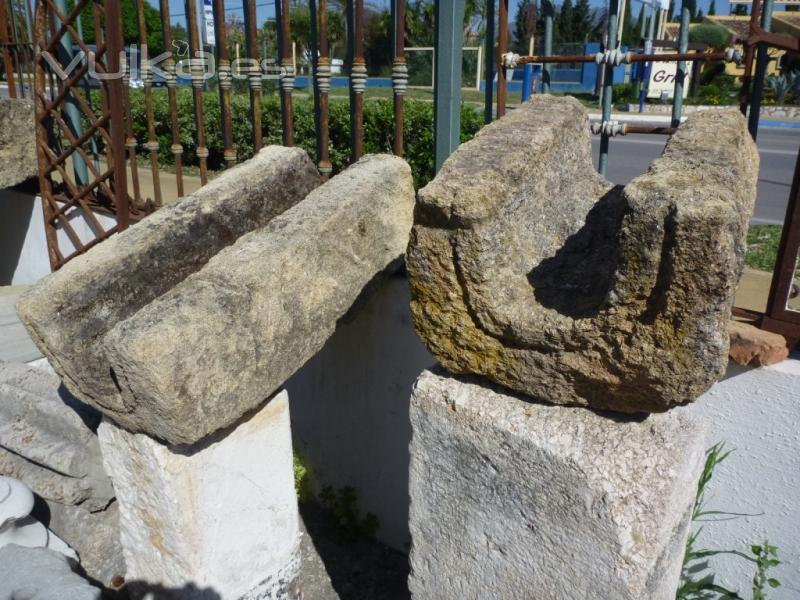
top-left (618, 0), bottom-right (627, 47)
top-left (475, 45), bottom-right (482, 91)
top-left (292, 41), bottom-right (297, 75)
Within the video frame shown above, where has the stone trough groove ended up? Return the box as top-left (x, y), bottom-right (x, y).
top-left (406, 95), bottom-right (759, 413)
top-left (94, 154), bottom-right (412, 444)
top-left (17, 146), bottom-right (321, 418)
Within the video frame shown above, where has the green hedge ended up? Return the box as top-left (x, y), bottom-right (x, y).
top-left (122, 89), bottom-right (483, 189)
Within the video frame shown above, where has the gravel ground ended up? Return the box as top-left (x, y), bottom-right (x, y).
top-left (299, 503), bottom-right (410, 600)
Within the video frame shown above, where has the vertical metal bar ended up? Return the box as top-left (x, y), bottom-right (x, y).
top-left (349, 0), bottom-right (366, 161)
top-left (105, 0), bottom-right (130, 230)
top-left (75, 12), bottom-right (100, 172)
top-left (276, 0), bottom-right (295, 145)
top-left (8, 1), bottom-right (26, 98)
top-left (119, 33), bottom-right (143, 208)
top-left (670, 0), bottom-right (689, 128)
top-left (34, 1), bottom-right (58, 270)
top-left (0, 2), bottom-right (17, 98)
top-left (314, 0), bottom-right (332, 176)
top-left (738, 0), bottom-right (762, 120)
top-left (391, 0), bottom-right (406, 155)
top-left (186, 0), bottom-right (209, 184)
top-left (243, 0), bottom-right (262, 151)
top-left (599, 0), bottom-right (619, 176)
top-left (213, 0), bottom-right (236, 167)
top-left (309, 0), bottom-right (321, 163)
top-left (543, 0), bottom-right (553, 93)
top-left (521, 62), bottom-right (533, 101)
top-left (92, 3), bottom-right (111, 172)
top-left (160, 0), bottom-right (185, 197)
top-left (483, 0), bottom-right (494, 122)
top-left (765, 147), bottom-right (800, 329)
top-left (136, 0), bottom-right (163, 206)
top-left (748, 0), bottom-right (774, 140)
top-left (53, 0), bottom-right (89, 186)
top-left (496, 0), bottom-right (507, 117)
top-left (434, 0), bottom-right (465, 171)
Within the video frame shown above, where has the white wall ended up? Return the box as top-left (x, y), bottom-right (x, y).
top-left (288, 272), bottom-right (800, 598)
top-left (286, 273), bottom-right (433, 552)
top-left (0, 189), bottom-right (117, 286)
top-left (682, 360), bottom-right (800, 599)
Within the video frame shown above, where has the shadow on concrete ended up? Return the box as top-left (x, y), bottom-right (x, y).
top-left (0, 186), bottom-right (35, 285)
top-left (299, 502), bottom-right (410, 600)
top-left (106, 582), bottom-right (222, 599)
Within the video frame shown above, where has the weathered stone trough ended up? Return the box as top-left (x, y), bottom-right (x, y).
top-left (16, 147), bottom-right (415, 597)
top-left (406, 95), bottom-right (759, 414)
top-left (19, 148), bottom-right (415, 445)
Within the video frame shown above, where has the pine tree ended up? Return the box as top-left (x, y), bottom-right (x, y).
top-left (572, 0), bottom-right (593, 42)
top-left (557, 0), bottom-right (575, 44)
top-left (708, 0), bottom-right (716, 15)
top-left (686, 0), bottom-right (698, 21)
top-left (621, 0), bottom-right (636, 46)
top-left (667, 0), bottom-right (675, 22)
top-left (514, 0), bottom-right (537, 53)
top-left (633, 6), bottom-right (645, 42)
top-left (732, 4), bottom-right (749, 15)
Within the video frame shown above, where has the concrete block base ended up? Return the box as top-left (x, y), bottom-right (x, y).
top-left (98, 390), bottom-right (300, 599)
top-left (408, 370), bottom-right (706, 600)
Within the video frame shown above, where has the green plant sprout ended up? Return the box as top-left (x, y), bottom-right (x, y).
top-left (676, 443), bottom-right (781, 600)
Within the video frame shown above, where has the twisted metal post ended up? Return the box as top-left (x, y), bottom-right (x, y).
top-left (243, 0), bottom-right (262, 152)
top-left (277, 0), bottom-right (295, 145)
top-left (159, 0), bottom-right (185, 197)
top-left (349, 0), bottom-right (366, 161)
top-left (391, 0), bottom-right (407, 155)
top-left (185, 0), bottom-right (209, 184)
top-left (136, 0), bottom-right (163, 207)
top-left (213, 0), bottom-right (236, 167)
top-left (314, 0), bottom-right (332, 176)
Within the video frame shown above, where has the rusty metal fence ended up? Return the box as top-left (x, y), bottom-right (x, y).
top-left (2, 0), bottom-right (798, 343)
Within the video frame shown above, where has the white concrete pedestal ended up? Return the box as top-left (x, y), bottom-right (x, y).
top-left (98, 390), bottom-right (300, 599)
top-left (408, 370), bottom-right (706, 600)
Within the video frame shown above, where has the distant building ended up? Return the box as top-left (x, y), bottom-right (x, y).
top-left (662, 13), bottom-right (799, 80)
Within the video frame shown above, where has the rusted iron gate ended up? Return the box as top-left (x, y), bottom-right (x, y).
top-left (28, 0), bottom-right (408, 267)
top-left (31, 0), bottom-right (147, 270)
top-left (0, 0), bottom-right (35, 98)
top-left (489, 0), bottom-right (800, 343)
top-left (19, 0), bottom-right (800, 342)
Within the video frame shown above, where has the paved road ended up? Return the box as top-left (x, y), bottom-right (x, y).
top-left (592, 127), bottom-right (800, 225)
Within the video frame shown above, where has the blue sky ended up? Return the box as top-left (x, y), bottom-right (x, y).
top-left (147, 0), bottom-right (276, 28)
top-left (148, 0), bottom-right (737, 30)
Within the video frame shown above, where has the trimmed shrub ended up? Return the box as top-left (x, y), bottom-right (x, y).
top-left (688, 24), bottom-right (731, 49)
top-left (122, 89), bottom-right (483, 189)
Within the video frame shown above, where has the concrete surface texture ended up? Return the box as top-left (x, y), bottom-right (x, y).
top-left (407, 369), bottom-right (706, 600)
top-left (0, 544), bottom-right (101, 600)
top-left (407, 95), bottom-right (758, 413)
top-left (98, 390), bottom-right (301, 599)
